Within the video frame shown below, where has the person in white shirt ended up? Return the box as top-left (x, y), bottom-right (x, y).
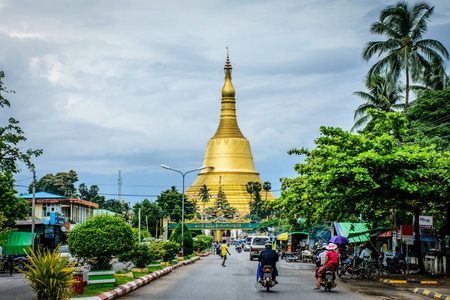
top-left (318, 246), bottom-right (328, 266)
top-left (359, 244), bottom-right (372, 262)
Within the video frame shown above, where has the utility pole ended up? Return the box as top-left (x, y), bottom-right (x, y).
top-left (118, 170), bottom-right (122, 202)
top-left (31, 170), bottom-right (36, 251)
top-left (138, 207), bottom-right (141, 243)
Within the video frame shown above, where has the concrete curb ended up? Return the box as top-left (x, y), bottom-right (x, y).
top-left (380, 278), bottom-right (438, 284)
top-left (72, 256), bottom-right (201, 300)
top-left (412, 288), bottom-right (450, 300)
top-left (198, 252), bottom-right (212, 257)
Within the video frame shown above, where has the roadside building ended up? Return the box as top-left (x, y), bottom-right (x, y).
top-left (11, 192), bottom-right (99, 252)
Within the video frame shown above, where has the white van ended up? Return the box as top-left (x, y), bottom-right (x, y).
top-left (249, 236), bottom-right (271, 260)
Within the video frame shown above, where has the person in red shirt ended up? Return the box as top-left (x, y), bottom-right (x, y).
top-left (314, 243), bottom-right (338, 290)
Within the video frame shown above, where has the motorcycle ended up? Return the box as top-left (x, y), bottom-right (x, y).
top-left (321, 267), bottom-right (337, 292)
top-left (259, 265), bottom-right (276, 292)
top-left (0, 254), bottom-right (15, 275)
top-left (285, 252), bottom-right (301, 263)
top-left (237, 247), bottom-right (242, 253)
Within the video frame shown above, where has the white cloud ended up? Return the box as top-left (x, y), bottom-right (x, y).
top-left (1, 0), bottom-right (450, 200)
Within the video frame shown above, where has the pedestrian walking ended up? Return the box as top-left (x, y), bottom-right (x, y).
top-left (221, 239), bottom-right (231, 267)
top-left (212, 242), bottom-right (216, 255)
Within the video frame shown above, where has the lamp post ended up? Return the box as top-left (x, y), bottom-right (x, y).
top-left (161, 164), bottom-right (208, 257)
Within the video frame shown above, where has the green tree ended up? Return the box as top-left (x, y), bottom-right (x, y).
top-left (0, 172), bottom-right (30, 228)
top-left (263, 181), bottom-right (271, 201)
top-left (352, 73), bottom-right (404, 132)
top-left (100, 198), bottom-right (126, 214)
top-left (362, 1), bottom-right (449, 110)
top-left (67, 215), bottom-right (134, 270)
top-left (0, 71), bottom-right (43, 174)
top-left (131, 199), bottom-right (163, 237)
top-left (198, 184), bottom-right (211, 218)
top-left (29, 170), bottom-right (79, 197)
top-left (156, 186), bottom-right (195, 222)
top-left (276, 110), bottom-right (450, 273)
top-left (246, 181), bottom-right (266, 220)
top-left (405, 87), bottom-right (450, 150)
top-left (169, 221), bottom-right (194, 255)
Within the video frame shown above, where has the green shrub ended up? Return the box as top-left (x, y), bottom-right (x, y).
top-left (193, 235), bottom-right (213, 252)
top-left (68, 215), bottom-right (135, 270)
top-left (163, 240), bottom-right (180, 261)
top-left (148, 241), bottom-right (180, 262)
top-left (169, 222), bottom-right (193, 255)
top-left (21, 244), bottom-right (78, 300)
top-left (119, 243), bottom-right (155, 268)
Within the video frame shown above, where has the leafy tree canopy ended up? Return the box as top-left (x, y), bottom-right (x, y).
top-left (169, 221), bottom-right (194, 255)
top-left (156, 186), bottom-right (195, 222)
top-left (406, 87), bottom-right (450, 150)
top-left (67, 215), bottom-right (134, 270)
top-left (29, 170), bottom-right (79, 197)
top-left (0, 172), bottom-right (30, 228)
top-left (276, 110), bottom-right (449, 272)
top-left (131, 199), bottom-right (163, 237)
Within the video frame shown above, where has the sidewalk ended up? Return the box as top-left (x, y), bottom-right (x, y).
top-left (380, 273), bottom-right (450, 300)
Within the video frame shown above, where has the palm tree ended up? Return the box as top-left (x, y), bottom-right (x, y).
top-left (352, 73), bottom-right (404, 132)
top-left (198, 184), bottom-right (211, 217)
top-left (362, 1), bottom-right (449, 111)
top-left (198, 184), bottom-right (211, 239)
top-left (263, 181), bottom-right (271, 201)
top-left (246, 182), bottom-right (255, 204)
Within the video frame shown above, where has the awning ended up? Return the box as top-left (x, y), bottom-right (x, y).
top-left (333, 222), bottom-right (371, 243)
top-left (0, 231), bottom-right (36, 255)
top-left (275, 232), bottom-right (288, 241)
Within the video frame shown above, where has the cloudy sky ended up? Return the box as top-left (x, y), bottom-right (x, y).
top-left (2, 0), bottom-right (450, 204)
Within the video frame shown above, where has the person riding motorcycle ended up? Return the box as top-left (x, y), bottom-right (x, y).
top-left (258, 241), bottom-right (279, 284)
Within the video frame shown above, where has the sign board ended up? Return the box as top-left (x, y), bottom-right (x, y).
top-left (401, 225), bottom-right (414, 245)
top-left (419, 216), bottom-right (433, 229)
top-left (45, 226), bottom-right (54, 238)
top-left (169, 222), bottom-right (260, 230)
top-left (50, 212), bottom-right (65, 226)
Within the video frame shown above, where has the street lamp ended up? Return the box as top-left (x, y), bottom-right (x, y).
top-left (161, 164), bottom-right (208, 257)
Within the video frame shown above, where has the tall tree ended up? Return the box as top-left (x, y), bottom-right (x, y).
top-left (197, 184), bottom-right (211, 219)
top-left (246, 181), bottom-right (265, 220)
top-left (263, 181), bottom-right (271, 201)
top-left (275, 110), bottom-right (450, 273)
top-left (0, 71), bottom-right (43, 174)
top-left (156, 186), bottom-right (195, 222)
top-left (29, 170), bottom-right (79, 197)
top-left (352, 73), bottom-right (404, 132)
top-left (363, 1), bottom-right (449, 111)
top-left (131, 199), bottom-right (162, 237)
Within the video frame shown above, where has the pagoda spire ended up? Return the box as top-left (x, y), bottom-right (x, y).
top-left (212, 50), bottom-right (245, 139)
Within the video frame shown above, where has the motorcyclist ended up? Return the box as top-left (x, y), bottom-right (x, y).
top-left (258, 241), bottom-right (279, 284)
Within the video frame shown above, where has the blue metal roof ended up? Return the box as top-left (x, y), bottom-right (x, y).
top-left (19, 192), bottom-right (66, 199)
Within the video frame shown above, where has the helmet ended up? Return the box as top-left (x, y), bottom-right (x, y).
top-left (265, 241), bottom-right (272, 248)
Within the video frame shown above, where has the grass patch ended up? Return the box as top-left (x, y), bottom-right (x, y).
top-left (69, 265), bottom-right (164, 298)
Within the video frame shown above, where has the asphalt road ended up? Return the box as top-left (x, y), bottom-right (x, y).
top-left (0, 272), bottom-right (34, 300)
top-left (0, 248), bottom-right (427, 300)
top-left (121, 248), bottom-right (425, 300)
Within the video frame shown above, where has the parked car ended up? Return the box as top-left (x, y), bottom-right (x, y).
top-left (244, 236), bottom-right (252, 252)
top-left (249, 236), bottom-right (271, 260)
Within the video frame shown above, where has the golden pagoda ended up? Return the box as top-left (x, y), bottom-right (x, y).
top-left (185, 53), bottom-right (275, 216)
